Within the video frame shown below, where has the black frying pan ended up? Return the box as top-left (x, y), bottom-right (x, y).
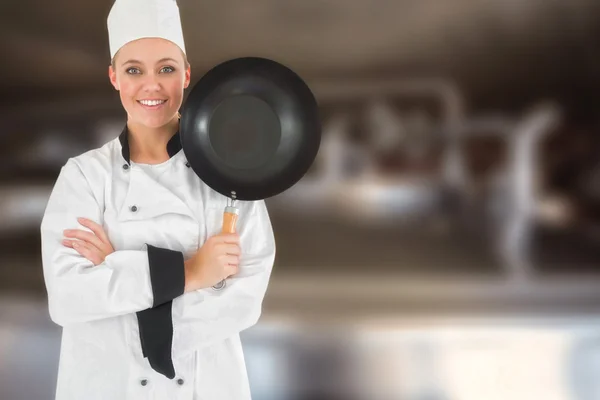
top-left (180, 56), bottom-right (320, 255)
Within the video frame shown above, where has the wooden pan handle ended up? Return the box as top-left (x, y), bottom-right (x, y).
top-left (222, 206), bottom-right (239, 233)
top-left (213, 205), bottom-right (239, 290)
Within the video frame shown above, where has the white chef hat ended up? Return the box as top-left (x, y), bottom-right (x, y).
top-left (107, 0), bottom-right (186, 60)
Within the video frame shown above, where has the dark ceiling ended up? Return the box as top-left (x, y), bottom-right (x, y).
top-left (1, 0), bottom-right (599, 123)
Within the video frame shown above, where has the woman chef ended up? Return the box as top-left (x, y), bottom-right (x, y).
top-left (40, 0), bottom-right (276, 399)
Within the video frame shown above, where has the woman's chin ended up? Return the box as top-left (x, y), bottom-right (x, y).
top-left (132, 113), bottom-right (178, 129)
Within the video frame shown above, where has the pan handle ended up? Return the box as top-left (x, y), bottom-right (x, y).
top-left (212, 204), bottom-right (239, 290)
top-left (222, 205), bottom-right (239, 233)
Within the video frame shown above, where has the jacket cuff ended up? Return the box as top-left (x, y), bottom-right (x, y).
top-left (147, 244), bottom-right (185, 307)
top-left (135, 244), bottom-right (185, 379)
top-left (136, 302), bottom-right (176, 379)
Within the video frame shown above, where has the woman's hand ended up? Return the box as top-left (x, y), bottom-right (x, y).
top-left (184, 233), bottom-right (241, 292)
top-left (62, 217), bottom-right (115, 265)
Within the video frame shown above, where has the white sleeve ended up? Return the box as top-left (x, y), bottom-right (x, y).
top-left (171, 199), bottom-right (276, 357)
top-left (40, 159), bottom-right (158, 326)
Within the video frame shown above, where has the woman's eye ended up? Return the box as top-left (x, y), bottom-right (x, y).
top-left (126, 67), bottom-right (141, 74)
top-left (160, 66), bottom-right (175, 73)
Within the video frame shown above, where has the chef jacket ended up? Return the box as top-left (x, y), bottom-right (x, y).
top-left (40, 125), bottom-right (276, 400)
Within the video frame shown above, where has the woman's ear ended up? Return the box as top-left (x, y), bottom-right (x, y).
top-left (183, 65), bottom-right (191, 89)
top-left (108, 65), bottom-right (119, 90)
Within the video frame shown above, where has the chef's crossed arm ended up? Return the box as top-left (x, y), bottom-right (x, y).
top-left (134, 199), bottom-right (275, 378)
top-left (170, 200), bottom-right (276, 356)
top-left (41, 160), bottom-right (166, 325)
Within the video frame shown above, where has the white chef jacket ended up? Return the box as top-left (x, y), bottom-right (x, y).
top-left (40, 126), bottom-right (276, 400)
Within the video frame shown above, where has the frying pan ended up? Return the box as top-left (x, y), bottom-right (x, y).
top-left (180, 57), bottom-right (321, 287)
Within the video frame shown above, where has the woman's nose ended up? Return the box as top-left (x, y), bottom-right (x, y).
top-left (142, 74), bottom-right (161, 90)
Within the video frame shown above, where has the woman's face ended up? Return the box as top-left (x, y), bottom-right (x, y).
top-left (108, 38), bottom-right (191, 129)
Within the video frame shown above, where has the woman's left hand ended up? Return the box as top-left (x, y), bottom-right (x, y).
top-left (63, 217), bottom-right (115, 266)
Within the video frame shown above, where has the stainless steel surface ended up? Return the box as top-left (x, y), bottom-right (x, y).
top-left (3, 295), bottom-right (600, 400)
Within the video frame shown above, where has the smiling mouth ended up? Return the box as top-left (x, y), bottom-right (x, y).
top-left (137, 99), bottom-right (167, 107)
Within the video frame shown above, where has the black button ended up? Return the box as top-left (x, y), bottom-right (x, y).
top-left (140, 379), bottom-right (148, 386)
top-left (185, 161), bottom-right (190, 168)
top-left (177, 378), bottom-right (184, 385)
top-left (122, 163), bottom-right (129, 170)
top-left (130, 205), bottom-right (138, 212)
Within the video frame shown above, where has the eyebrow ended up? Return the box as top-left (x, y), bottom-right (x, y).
top-left (120, 57), bottom-right (179, 67)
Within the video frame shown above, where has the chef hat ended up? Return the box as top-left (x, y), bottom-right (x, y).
top-left (107, 0), bottom-right (186, 60)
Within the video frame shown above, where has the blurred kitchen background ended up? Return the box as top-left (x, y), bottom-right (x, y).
top-left (1, 0), bottom-right (600, 399)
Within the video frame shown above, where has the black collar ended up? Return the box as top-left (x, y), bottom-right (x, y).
top-left (118, 125), bottom-right (183, 165)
